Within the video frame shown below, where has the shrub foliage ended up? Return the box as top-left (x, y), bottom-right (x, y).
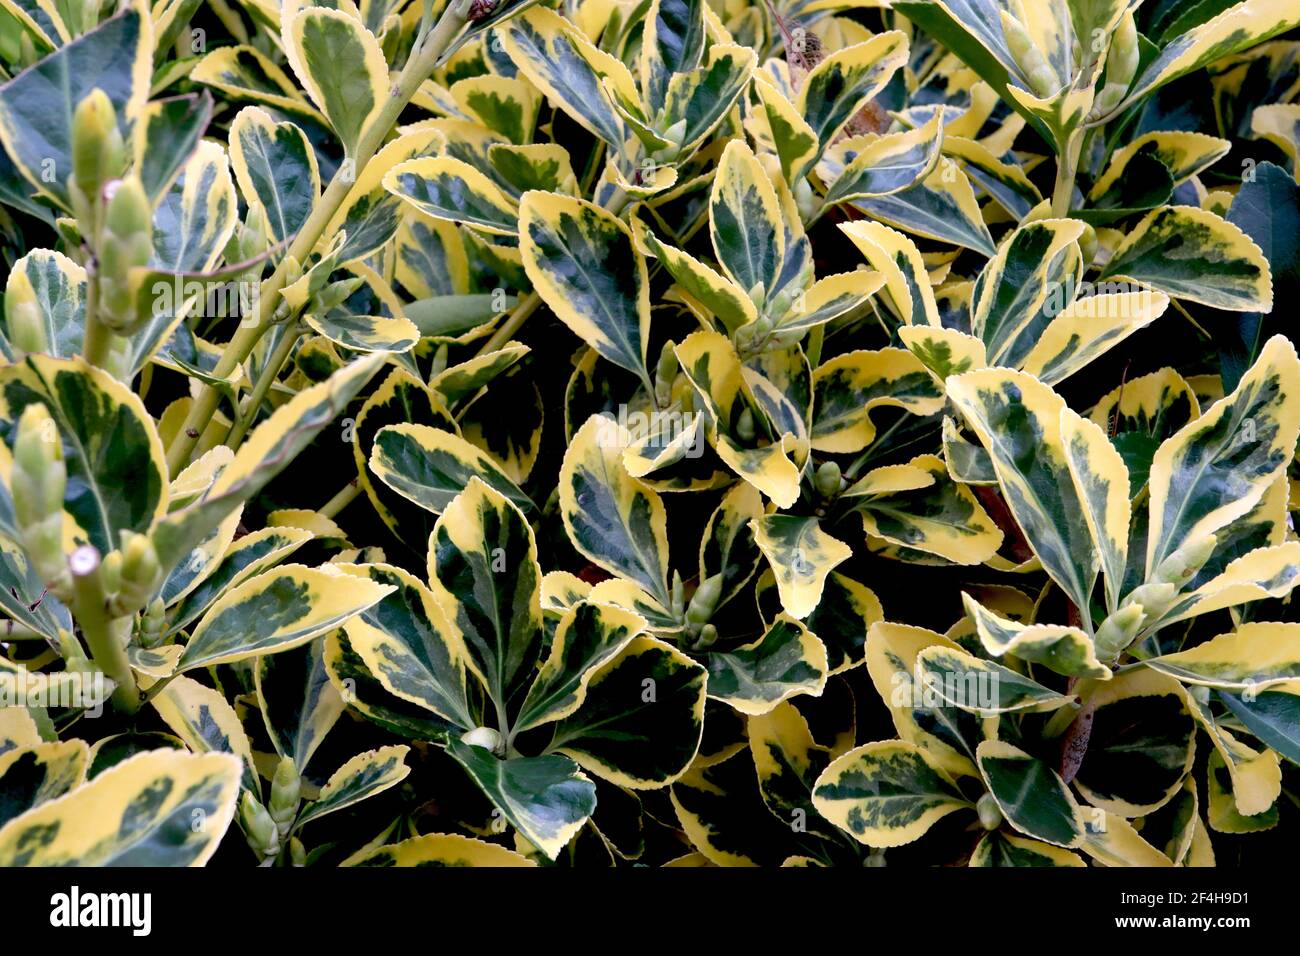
top-left (0, 0), bottom-right (1298, 867)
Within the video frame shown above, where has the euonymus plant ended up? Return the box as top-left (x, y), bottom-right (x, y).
top-left (0, 0), bottom-right (1298, 867)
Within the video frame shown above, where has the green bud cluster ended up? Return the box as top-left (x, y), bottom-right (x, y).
top-left (240, 792), bottom-right (280, 859)
top-left (1090, 11), bottom-right (1139, 120)
top-left (269, 756), bottom-right (302, 833)
top-left (11, 404), bottom-right (71, 599)
top-left (97, 176), bottom-right (154, 332)
top-left (1000, 11), bottom-right (1057, 98)
top-left (1093, 603), bottom-right (1145, 662)
top-left (139, 597), bottom-right (167, 649)
top-left (69, 89), bottom-right (125, 236)
top-left (685, 573), bottom-right (723, 626)
top-left (654, 343), bottom-right (679, 408)
top-left (114, 531), bottom-right (162, 615)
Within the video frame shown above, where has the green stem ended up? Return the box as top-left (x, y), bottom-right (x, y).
top-left (164, 0), bottom-right (474, 476)
top-left (81, 255), bottom-right (120, 372)
top-left (69, 546), bottom-right (139, 715)
top-left (1050, 130), bottom-right (1084, 219)
top-left (319, 480), bottom-right (361, 519)
top-left (226, 322), bottom-right (301, 450)
top-left (81, 315), bottom-right (116, 371)
top-left (474, 292), bottom-right (541, 357)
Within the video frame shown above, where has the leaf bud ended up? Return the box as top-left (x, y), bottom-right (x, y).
top-left (654, 343), bottom-right (679, 407)
top-left (793, 177), bottom-right (817, 222)
top-left (237, 204), bottom-right (269, 261)
top-left (98, 177), bottom-right (154, 331)
top-left (1093, 602), bottom-right (1145, 662)
top-left (661, 118), bottom-right (687, 150)
top-left (140, 596), bottom-right (167, 648)
top-left (1105, 12), bottom-right (1139, 92)
top-left (977, 793), bottom-right (1003, 830)
top-left (71, 89), bottom-right (125, 220)
top-left (1000, 11), bottom-right (1056, 98)
top-left (116, 530), bottom-right (162, 613)
top-left (767, 287), bottom-right (795, 319)
top-left (99, 549), bottom-right (122, 595)
top-left (735, 406), bottom-right (757, 443)
top-left (1122, 580), bottom-right (1177, 618)
top-left (1152, 534), bottom-right (1217, 589)
top-left (269, 755), bottom-right (301, 828)
top-left (240, 792), bottom-right (279, 856)
top-left (11, 404), bottom-right (69, 596)
top-left (1090, 83), bottom-right (1127, 120)
top-left (4, 270), bottom-right (48, 355)
top-left (670, 569), bottom-right (685, 616)
top-left (814, 460), bottom-right (843, 498)
top-left (685, 573), bottom-right (724, 625)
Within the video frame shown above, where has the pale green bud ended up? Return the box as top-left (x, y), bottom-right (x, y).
top-left (1152, 534), bottom-right (1218, 588)
top-left (1090, 83), bottom-right (1127, 120)
top-left (814, 460), bottom-right (843, 498)
top-left (269, 756), bottom-right (301, 828)
top-left (1093, 602), bottom-right (1145, 662)
top-left (98, 177), bottom-right (153, 331)
top-left (685, 573), bottom-right (724, 625)
top-left (240, 792), bottom-right (279, 856)
top-left (4, 270), bottom-right (47, 355)
top-left (661, 118), bottom-right (687, 150)
top-left (977, 793), bottom-right (1003, 831)
top-left (1105, 12), bottom-right (1139, 92)
top-left (793, 177), bottom-right (817, 223)
top-left (235, 205), bottom-right (269, 262)
top-left (767, 329), bottom-right (806, 351)
top-left (12, 404), bottom-right (69, 596)
top-left (140, 596), bottom-right (166, 648)
top-left (670, 569), bottom-right (685, 616)
top-left (428, 343), bottom-right (450, 377)
top-left (735, 406), bottom-right (757, 443)
top-left (1121, 580), bottom-right (1178, 622)
top-left (654, 343), bottom-right (679, 408)
top-left (99, 550), bottom-right (122, 596)
top-left (767, 287), bottom-right (796, 319)
top-left (116, 531), bottom-right (161, 613)
top-left (1000, 11), bottom-right (1056, 97)
top-left (311, 277), bottom-right (365, 314)
top-left (71, 89), bottom-right (125, 222)
top-left (694, 623), bottom-right (718, 649)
